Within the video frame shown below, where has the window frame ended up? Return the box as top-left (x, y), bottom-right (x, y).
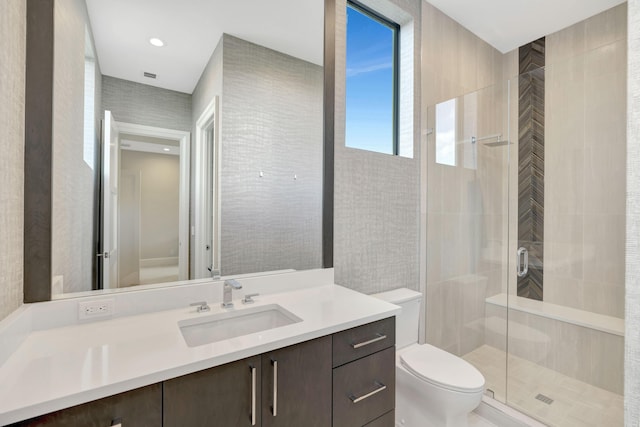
top-left (346, 0), bottom-right (401, 155)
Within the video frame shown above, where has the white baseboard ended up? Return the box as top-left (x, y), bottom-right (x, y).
top-left (139, 257), bottom-right (179, 268)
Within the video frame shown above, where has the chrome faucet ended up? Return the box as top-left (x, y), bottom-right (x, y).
top-left (222, 279), bottom-right (242, 308)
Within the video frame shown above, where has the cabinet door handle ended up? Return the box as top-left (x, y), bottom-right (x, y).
top-left (271, 359), bottom-right (278, 417)
top-left (110, 418), bottom-right (122, 427)
top-left (349, 381), bottom-right (387, 404)
top-left (250, 366), bottom-right (257, 426)
top-left (351, 333), bottom-right (387, 349)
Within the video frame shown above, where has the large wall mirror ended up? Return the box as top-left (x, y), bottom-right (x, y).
top-left (24, 0), bottom-right (334, 301)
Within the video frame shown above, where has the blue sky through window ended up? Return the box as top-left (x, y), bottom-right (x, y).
top-left (345, 4), bottom-right (396, 154)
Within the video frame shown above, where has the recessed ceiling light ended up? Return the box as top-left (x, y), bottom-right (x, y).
top-left (149, 38), bottom-right (164, 47)
top-left (163, 148), bottom-right (171, 152)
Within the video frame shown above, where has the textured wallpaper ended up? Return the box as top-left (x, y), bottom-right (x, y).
top-left (219, 35), bottom-right (323, 275)
top-left (102, 76), bottom-right (192, 132)
top-left (333, 0), bottom-right (422, 295)
top-left (52, 0), bottom-right (100, 294)
top-left (190, 36), bottom-right (223, 278)
top-left (0, 0), bottom-right (25, 320)
top-left (626, 0), bottom-right (640, 424)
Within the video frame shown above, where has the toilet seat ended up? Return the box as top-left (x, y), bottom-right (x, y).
top-left (400, 344), bottom-right (485, 394)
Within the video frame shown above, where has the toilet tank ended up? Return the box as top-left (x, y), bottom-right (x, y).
top-left (372, 288), bottom-right (422, 349)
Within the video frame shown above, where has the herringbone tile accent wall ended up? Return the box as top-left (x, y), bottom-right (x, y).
top-left (517, 38), bottom-right (545, 300)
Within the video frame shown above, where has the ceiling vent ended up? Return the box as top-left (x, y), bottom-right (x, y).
top-left (143, 72), bottom-right (157, 79)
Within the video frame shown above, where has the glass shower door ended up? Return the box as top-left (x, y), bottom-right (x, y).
top-left (424, 79), bottom-right (512, 404)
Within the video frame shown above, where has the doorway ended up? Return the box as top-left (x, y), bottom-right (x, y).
top-left (100, 112), bottom-right (190, 289)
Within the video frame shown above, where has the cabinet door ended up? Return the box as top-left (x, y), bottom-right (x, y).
top-left (10, 384), bottom-right (162, 427)
top-left (333, 347), bottom-right (395, 427)
top-left (261, 336), bottom-right (332, 427)
top-left (163, 355), bottom-right (261, 427)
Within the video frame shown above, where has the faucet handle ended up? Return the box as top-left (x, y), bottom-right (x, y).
top-left (190, 301), bottom-right (211, 313)
top-left (242, 293), bottom-right (260, 304)
top-left (224, 279), bottom-right (242, 289)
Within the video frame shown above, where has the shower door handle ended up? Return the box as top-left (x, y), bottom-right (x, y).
top-left (517, 247), bottom-right (529, 277)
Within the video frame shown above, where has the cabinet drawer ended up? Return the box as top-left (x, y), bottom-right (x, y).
top-left (364, 410), bottom-right (395, 427)
top-left (10, 384), bottom-right (162, 427)
top-left (333, 347), bottom-right (395, 427)
top-left (333, 317), bottom-right (395, 367)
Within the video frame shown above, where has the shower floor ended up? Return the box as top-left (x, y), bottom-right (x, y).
top-left (463, 345), bottom-right (623, 427)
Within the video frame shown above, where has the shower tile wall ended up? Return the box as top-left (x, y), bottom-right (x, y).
top-left (544, 3), bottom-right (627, 318)
top-left (422, 1), bottom-right (507, 355)
top-left (485, 304), bottom-right (624, 394)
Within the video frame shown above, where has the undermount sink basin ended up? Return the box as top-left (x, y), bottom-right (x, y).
top-left (179, 304), bottom-right (302, 347)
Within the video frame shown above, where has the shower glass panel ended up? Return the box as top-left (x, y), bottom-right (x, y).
top-left (424, 79), bottom-right (511, 404)
top-left (504, 37), bottom-right (625, 427)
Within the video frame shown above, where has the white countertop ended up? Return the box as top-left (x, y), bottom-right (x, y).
top-left (0, 284), bottom-right (399, 425)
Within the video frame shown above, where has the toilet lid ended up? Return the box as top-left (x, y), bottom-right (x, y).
top-left (400, 345), bottom-right (485, 393)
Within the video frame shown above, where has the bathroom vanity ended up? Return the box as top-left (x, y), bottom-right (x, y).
top-left (0, 272), bottom-right (399, 426)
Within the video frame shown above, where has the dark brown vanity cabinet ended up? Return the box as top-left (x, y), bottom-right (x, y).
top-left (332, 317), bottom-right (396, 427)
top-left (261, 336), bottom-right (332, 427)
top-left (163, 355), bottom-right (262, 427)
top-left (9, 384), bottom-right (162, 427)
top-left (8, 318), bottom-right (396, 427)
top-left (163, 336), bottom-right (332, 427)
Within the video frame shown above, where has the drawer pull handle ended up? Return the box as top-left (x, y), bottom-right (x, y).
top-left (350, 381), bottom-right (387, 404)
top-left (111, 419), bottom-right (122, 427)
top-left (351, 334), bottom-right (387, 349)
top-left (250, 366), bottom-right (257, 426)
top-left (271, 359), bottom-right (278, 417)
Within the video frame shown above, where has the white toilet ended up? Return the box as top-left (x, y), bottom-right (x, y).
top-left (373, 288), bottom-right (485, 427)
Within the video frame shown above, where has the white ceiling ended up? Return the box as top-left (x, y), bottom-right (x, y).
top-left (425, 0), bottom-right (626, 53)
top-left (86, 0), bottom-right (625, 94)
top-left (85, 0), bottom-right (324, 94)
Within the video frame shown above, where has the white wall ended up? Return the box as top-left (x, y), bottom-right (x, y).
top-left (120, 151), bottom-right (180, 261)
top-left (0, 0), bottom-right (25, 320)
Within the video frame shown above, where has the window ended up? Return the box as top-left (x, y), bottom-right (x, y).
top-left (435, 98), bottom-right (456, 166)
top-left (345, 0), bottom-right (399, 155)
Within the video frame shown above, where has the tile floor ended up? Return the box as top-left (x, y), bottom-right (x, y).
top-left (463, 345), bottom-right (623, 427)
top-left (469, 411), bottom-right (499, 426)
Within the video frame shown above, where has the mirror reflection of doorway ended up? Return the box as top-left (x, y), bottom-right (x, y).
top-left (120, 138), bottom-right (180, 286)
top-left (99, 111), bottom-right (190, 289)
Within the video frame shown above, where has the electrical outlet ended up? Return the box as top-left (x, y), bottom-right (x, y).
top-left (79, 299), bottom-right (115, 320)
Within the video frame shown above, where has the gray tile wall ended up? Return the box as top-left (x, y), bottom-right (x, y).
top-left (625, 0), bottom-right (640, 424)
top-left (0, 0), bottom-right (25, 320)
top-left (333, 0), bottom-right (422, 295)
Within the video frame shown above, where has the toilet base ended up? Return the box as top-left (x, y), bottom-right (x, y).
top-left (395, 348), bottom-right (482, 427)
top-left (395, 388), bottom-right (471, 427)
